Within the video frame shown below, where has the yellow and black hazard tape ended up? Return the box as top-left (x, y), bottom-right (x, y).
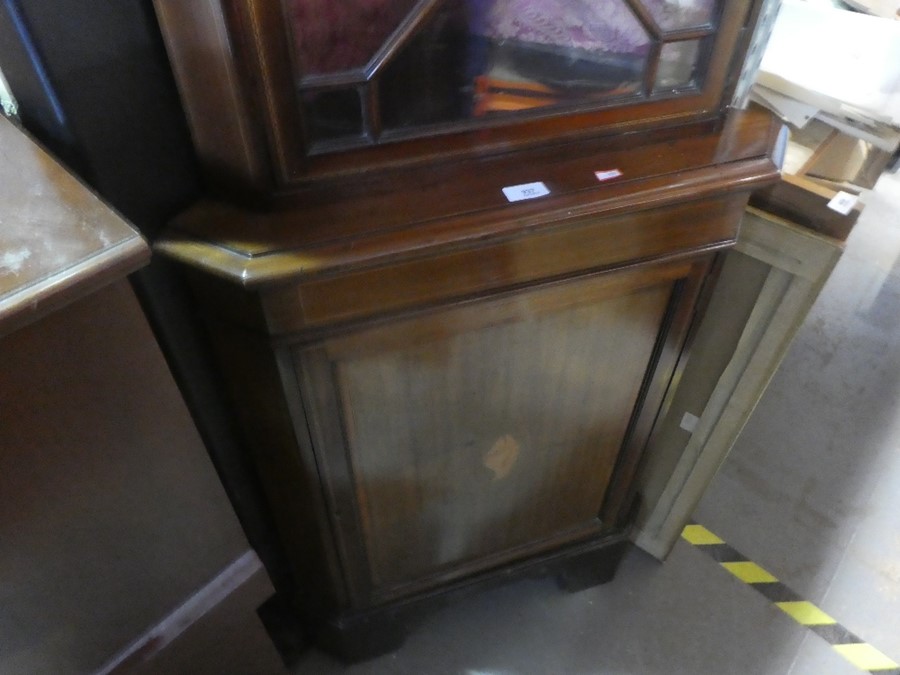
top-left (682, 523), bottom-right (900, 675)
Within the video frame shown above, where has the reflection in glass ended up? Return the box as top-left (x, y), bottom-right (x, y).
top-left (645, 0), bottom-right (716, 31)
top-left (379, 0), bottom-right (652, 132)
top-left (469, 0), bottom-right (651, 116)
top-left (287, 0), bottom-right (718, 147)
top-left (288, 0), bottom-right (419, 74)
top-left (380, 4), bottom-right (474, 131)
top-left (302, 89), bottom-right (365, 142)
top-left (655, 40), bottom-right (701, 92)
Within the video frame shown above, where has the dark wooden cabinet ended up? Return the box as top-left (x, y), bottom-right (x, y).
top-left (152, 0), bottom-right (782, 661)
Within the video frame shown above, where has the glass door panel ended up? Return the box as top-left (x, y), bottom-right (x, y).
top-left (284, 0), bottom-right (720, 150)
top-left (287, 0), bottom-right (420, 74)
top-left (645, 0), bottom-right (717, 31)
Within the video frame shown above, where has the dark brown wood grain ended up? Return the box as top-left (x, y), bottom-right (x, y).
top-left (157, 107), bottom-right (782, 303)
top-left (281, 197), bottom-right (741, 331)
top-left (151, 0), bottom-right (271, 195)
top-left (344, 282), bottom-right (665, 589)
top-left (601, 257), bottom-right (715, 524)
top-left (152, 0), bottom-right (781, 659)
top-left (166, 106), bottom-right (780, 258)
top-left (204, 323), bottom-right (349, 616)
top-left (295, 262), bottom-right (685, 600)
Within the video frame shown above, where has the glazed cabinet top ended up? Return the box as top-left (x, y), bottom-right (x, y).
top-left (153, 0), bottom-right (767, 195)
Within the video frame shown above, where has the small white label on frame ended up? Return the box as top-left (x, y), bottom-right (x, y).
top-left (502, 181), bottom-right (550, 203)
top-left (827, 191), bottom-right (858, 215)
top-left (594, 169), bottom-right (623, 182)
top-left (680, 412), bottom-right (700, 434)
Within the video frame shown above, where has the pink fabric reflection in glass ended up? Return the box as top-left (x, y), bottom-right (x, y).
top-left (287, 0), bottom-right (717, 75)
top-left (480, 0), bottom-right (651, 55)
top-left (289, 0), bottom-right (418, 74)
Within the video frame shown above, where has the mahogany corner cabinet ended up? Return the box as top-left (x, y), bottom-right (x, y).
top-left (153, 0), bottom-right (783, 661)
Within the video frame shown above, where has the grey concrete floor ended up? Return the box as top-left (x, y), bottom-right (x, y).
top-left (282, 170), bottom-right (900, 674)
top-left (695, 167), bottom-right (900, 675)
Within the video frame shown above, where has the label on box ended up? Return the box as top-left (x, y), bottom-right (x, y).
top-left (827, 191), bottom-right (859, 215)
top-left (502, 181), bottom-right (550, 202)
top-left (594, 169), bottom-right (623, 182)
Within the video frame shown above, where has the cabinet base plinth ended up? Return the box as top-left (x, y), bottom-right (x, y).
top-left (308, 531), bottom-right (631, 663)
top-left (556, 539), bottom-right (629, 592)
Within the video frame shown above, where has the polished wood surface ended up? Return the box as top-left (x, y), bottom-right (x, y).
top-left (302, 263), bottom-right (682, 601)
top-left (276, 196), bottom-right (740, 331)
top-left (0, 115), bottom-right (148, 336)
top-left (152, 0), bottom-right (270, 194)
top-left (157, 106), bottom-right (782, 288)
top-left (339, 285), bottom-right (661, 589)
top-left (205, 323), bottom-right (349, 615)
top-left (183, 106), bottom-right (778, 253)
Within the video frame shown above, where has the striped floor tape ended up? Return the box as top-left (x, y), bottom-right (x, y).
top-left (682, 523), bottom-right (900, 675)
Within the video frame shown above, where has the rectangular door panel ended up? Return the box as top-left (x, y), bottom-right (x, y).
top-left (295, 267), bottom-right (680, 596)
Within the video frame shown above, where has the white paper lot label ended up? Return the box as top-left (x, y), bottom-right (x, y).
top-left (502, 182), bottom-right (550, 202)
top-left (827, 191), bottom-right (859, 215)
top-left (594, 169), bottom-right (623, 182)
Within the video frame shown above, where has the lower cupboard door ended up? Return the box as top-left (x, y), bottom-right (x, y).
top-left (292, 260), bottom-right (699, 603)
